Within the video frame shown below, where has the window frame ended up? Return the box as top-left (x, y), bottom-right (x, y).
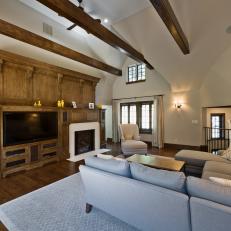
top-left (127, 63), bottom-right (146, 84)
top-left (210, 113), bottom-right (225, 139)
top-left (120, 101), bottom-right (153, 134)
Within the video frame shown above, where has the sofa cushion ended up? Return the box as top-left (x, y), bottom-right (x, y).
top-left (187, 176), bottom-right (231, 207)
top-left (130, 163), bottom-right (186, 193)
top-left (85, 156), bottom-right (131, 177)
top-left (175, 150), bottom-right (229, 167)
top-left (203, 161), bottom-right (231, 176)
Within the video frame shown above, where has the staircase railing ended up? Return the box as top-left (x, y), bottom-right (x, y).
top-left (204, 127), bottom-right (231, 153)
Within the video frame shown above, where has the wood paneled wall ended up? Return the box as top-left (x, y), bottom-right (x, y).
top-left (0, 50), bottom-right (99, 107)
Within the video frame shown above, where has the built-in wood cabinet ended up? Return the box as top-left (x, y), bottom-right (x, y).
top-left (0, 50), bottom-right (101, 177)
top-left (0, 50), bottom-right (99, 107)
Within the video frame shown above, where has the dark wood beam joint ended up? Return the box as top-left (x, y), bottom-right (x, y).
top-left (150, 0), bottom-right (190, 55)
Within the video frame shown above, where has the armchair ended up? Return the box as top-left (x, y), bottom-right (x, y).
top-left (119, 124), bottom-right (147, 155)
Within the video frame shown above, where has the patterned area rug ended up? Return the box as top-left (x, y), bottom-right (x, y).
top-left (0, 173), bottom-right (137, 231)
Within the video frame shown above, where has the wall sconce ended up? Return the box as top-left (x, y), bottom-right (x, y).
top-left (175, 102), bottom-right (183, 110)
top-left (175, 103), bottom-right (182, 109)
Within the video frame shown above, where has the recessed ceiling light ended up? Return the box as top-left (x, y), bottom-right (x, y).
top-left (103, 18), bottom-right (109, 24)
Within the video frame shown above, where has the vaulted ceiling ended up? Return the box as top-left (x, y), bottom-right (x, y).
top-left (2, 0), bottom-right (231, 92)
top-left (113, 0), bottom-right (231, 91)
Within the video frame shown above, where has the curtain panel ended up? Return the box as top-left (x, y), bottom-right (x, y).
top-left (152, 95), bottom-right (164, 148)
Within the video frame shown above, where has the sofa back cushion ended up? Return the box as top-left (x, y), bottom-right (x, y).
top-left (187, 176), bottom-right (231, 207)
top-left (130, 163), bottom-right (186, 193)
top-left (85, 156), bottom-right (131, 177)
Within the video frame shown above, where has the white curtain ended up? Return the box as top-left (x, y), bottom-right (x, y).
top-left (112, 100), bottom-right (120, 143)
top-left (152, 95), bottom-right (164, 148)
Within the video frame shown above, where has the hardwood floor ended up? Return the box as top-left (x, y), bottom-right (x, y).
top-left (0, 143), bottom-right (178, 230)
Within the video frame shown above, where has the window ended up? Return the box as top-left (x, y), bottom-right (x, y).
top-left (211, 114), bottom-right (225, 139)
top-left (121, 105), bottom-right (128, 124)
top-left (120, 101), bottom-right (153, 133)
top-left (127, 64), bottom-right (146, 83)
top-left (129, 105), bottom-right (137, 124)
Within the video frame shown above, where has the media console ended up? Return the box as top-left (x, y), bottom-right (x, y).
top-left (0, 106), bottom-right (60, 178)
top-left (0, 105), bottom-right (102, 177)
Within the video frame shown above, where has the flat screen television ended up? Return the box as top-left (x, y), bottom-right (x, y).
top-left (3, 112), bottom-right (58, 147)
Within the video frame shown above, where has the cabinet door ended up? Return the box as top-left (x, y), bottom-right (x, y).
top-left (2, 62), bottom-right (32, 104)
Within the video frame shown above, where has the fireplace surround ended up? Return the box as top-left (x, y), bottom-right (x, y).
top-left (68, 122), bottom-right (110, 162)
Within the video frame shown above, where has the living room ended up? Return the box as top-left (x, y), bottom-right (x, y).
top-left (1, 0), bottom-right (231, 230)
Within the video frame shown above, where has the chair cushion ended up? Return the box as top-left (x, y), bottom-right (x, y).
top-left (130, 163), bottom-right (186, 193)
top-left (122, 140), bottom-right (147, 155)
top-left (122, 140), bottom-right (147, 149)
top-left (187, 176), bottom-right (231, 207)
top-left (175, 150), bottom-right (229, 167)
top-left (85, 156), bottom-right (131, 177)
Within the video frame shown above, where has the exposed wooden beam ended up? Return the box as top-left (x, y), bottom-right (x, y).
top-left (149, 0), bottom-right (190, 55)
top-left (36, 0), bottom-right (154, 70)
top-left (0, 19), bottom-right (122, 76)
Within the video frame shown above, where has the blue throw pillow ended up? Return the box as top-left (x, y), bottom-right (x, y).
top-left (85, 156), bottom-right (131, 177)
top-left (130, 163), bottom-right (186, 193)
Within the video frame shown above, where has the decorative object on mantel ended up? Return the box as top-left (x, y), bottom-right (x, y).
top-left (57, 100), bottom-right (62, 108)
top-left (61, 100), bottom-right (65, 108)
top-left (34, 99), bottom-right (42, 107)
top-left (97, 104), bottom-right (103, 109)
top-left (89, 103), bottom-right (95, 110)
top-left (72, 101), bottom-right (77, 109)
top-left (57, 100), bottom-right (65, 108)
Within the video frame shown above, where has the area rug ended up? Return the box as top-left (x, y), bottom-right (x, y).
top-left (0, 173), bottom-right (137, 231)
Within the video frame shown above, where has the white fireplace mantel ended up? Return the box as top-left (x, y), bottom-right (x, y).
top-left (68, 122), bottom-right (109, 162)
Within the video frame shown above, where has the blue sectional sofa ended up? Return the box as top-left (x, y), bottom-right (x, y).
top-left (80, 156), bottom-right (231, 231)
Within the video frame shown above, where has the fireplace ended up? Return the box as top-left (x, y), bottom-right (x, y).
top-left (75, 130), bottom-right (95, 155)
top-left (69, 122), bottom-right (109, 162)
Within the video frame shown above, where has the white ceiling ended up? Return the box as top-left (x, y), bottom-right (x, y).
top-left (8, 0), bottom-right (231, 93)
top-left (19, 0), bottom-right (151, 28)
top-left (113, 0), bottom-right (231, 91)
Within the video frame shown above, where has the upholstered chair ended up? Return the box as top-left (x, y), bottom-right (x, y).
top-left (119, 124), bottom-right (147, 155)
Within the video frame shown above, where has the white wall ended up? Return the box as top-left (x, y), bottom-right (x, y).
top-left (164, 90), bottom-right (202, 146)
top-left (201, 44), bottom-right (231, 108)
top-left (113, 58), bottom-right (202, 146)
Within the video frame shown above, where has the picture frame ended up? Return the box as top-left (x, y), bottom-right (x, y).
top-left (72, 101), bottom-right (77, 109)
top-left (89, 103), bottom-right (95, 110)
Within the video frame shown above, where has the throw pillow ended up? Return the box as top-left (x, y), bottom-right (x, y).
top-left (97, 154), bottom-right (126, 162)
top-left (221, 147), bottom-right (231, 160)
top-left (209, 177), bottom-right (231, 187)
top-left (97, 154), bottom-right (114, 159)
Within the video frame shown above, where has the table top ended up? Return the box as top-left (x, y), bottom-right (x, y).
top-left (127, 154), bottom-right (185, 172)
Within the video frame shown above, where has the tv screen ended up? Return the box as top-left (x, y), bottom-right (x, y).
top-left (3, 112), bottom-right (58, 147)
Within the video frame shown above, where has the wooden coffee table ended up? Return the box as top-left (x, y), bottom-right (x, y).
top-left (127, 154), bottom-right (185, 172)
